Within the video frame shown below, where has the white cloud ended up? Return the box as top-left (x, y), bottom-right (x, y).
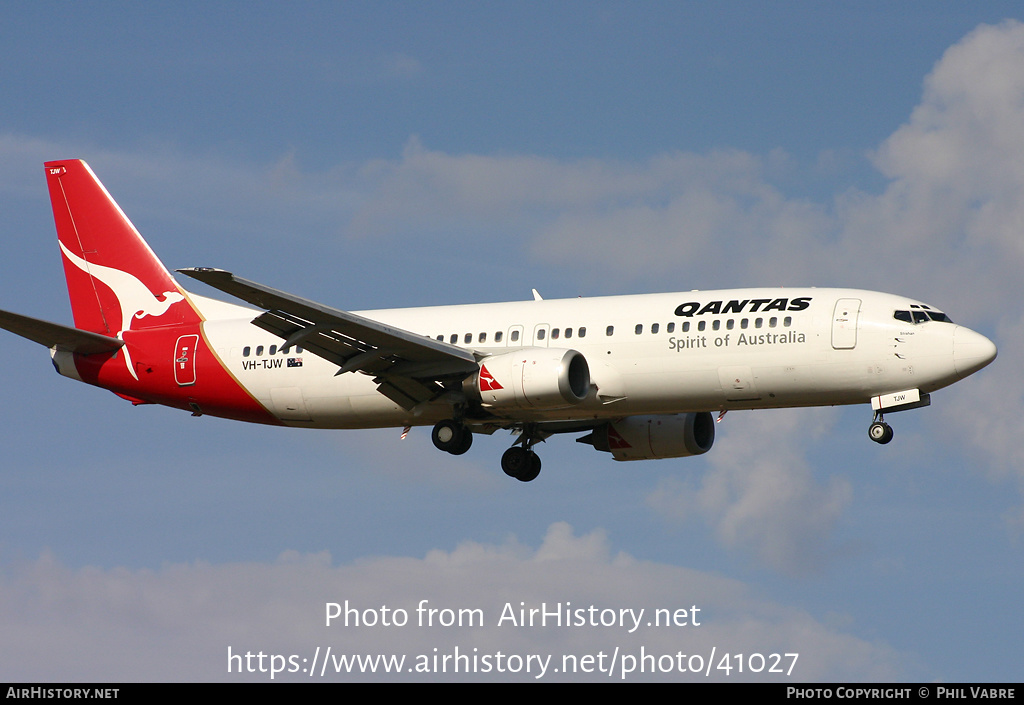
top-left (869, 20), bottom-right (1024, 499)
top-left (0, 523), bottom-right (907, 682)
top-left (647, 409), bottom-right (853, 575)
top-left (332, 21), bottom-right (1024, 313)
top-left (853, 20), bottom-right (1024, 317)
top-left (348, 142), bottom-right (833, 288)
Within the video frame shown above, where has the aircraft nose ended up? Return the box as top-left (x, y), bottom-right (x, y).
top-left (953, 326), bottom-right (997, 379)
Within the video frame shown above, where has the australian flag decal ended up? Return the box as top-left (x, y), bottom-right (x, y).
top-left (287, 357), bottom-right (303, 368)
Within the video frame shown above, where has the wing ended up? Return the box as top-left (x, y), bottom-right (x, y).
top-left (0, 309), bottom-right (124, 355)
top-left (178, 268), bottom-right (480, 409)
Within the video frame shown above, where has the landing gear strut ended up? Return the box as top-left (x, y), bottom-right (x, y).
top-left (431, 419), bottom-right (473, 455)
top-left (868, 412), bottom-right (894, 445)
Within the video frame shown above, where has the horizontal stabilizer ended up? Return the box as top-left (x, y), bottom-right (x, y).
top-left (0, 308), bottom-right (124, 355)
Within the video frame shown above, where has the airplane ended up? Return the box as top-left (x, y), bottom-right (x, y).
top-left (0, 160), bottom-right (998, 482)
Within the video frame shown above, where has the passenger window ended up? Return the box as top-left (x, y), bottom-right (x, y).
top-left (712, 320), bottom-right (720, 331)
top-left (667, 322), bottom-right (675, 333)
top-left (436, 335), bottom-right (443, 341)
top-left (651, 323), bottom-right (659, 334)
top-left (682, 322), bottom-right (690, 333)
top-left (565, 328), bottom-right (573, 339)
top-left (741, 319), bottom-right (749, 329)
top-left (511, 330), bottom-right (520, 342)
top-left (635, 324), bottom-right (643, 335)
top-left (537, 329), bottom-right (546, 341)
top-left (606, 326), bottom-right (614, 336)
top-left (495, 331), bottom-right (503, 343)
top-left (270, 345), bottom-right (278, 355)
top-left (768, 317), bottom-right (777, 328)
top-left (243, 346), bottom-right (251, 357)
top-left (755, 318), bottom-right (763, 329)
top-left (697, 320), bottom-right (706, 332)
top-left (726, 319), bottom-right (735, 330)
top-left (552, 328), bottom-right (560, 340)
top-left (784, 316), bottom-right (792, 327)
top-left (256, 345), bottom-right (264, 356)
top-left (450, 334), bottom-right (458, 344)
top-left (463, 333), bottom-right (471, 344)
top-left (578, 327), bottom-right (586, 338)
top-left (479, 332), bottom-right (487, 343)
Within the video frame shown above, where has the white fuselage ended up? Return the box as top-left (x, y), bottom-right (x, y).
top-left (194, 287), bottom-right (984, 429)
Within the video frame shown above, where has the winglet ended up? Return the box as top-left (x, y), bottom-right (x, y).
top-left (177, 267), bottom-right (235, 285)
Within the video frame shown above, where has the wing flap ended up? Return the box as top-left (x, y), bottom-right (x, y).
top-left (374, 376), bottom-right (444, 408)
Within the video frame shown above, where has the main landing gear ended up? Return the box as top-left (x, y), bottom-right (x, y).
top-left (431, 419), bottom-right (473, 455)
top-left (868, 412), bottom-right (894, 445)
top-left (430, 419), bottom-right (543, 482)
top-left (501, 446), bottom-right (541, 483)
top-left (500, 424), bottom-right (542, 482)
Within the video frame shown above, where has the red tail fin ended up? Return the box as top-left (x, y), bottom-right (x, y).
top-left (44, 160), bottom-right (200, 336)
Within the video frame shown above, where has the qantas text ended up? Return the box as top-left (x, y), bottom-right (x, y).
top-left (674, 297), bottom-right (812, 317)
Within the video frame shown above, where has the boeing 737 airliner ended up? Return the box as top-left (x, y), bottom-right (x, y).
top-left (0, 160), bottom-right (997, 481)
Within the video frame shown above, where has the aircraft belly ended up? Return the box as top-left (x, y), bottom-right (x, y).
top-left (620, 368), bottom-right (722, 413)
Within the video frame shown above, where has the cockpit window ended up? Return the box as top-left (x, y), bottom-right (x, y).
top-left (894, 309), bottom-right (954, 324)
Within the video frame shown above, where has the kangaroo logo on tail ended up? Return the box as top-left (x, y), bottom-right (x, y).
top-left (59, 241), bottom-right (186, 379)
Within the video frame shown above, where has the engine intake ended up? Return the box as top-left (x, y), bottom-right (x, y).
top-left (472, 347), bottom-right (590, 410)
top-left (579, 412), bottom-right (715, 461)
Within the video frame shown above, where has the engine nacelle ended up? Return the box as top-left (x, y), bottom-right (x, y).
top-left (581, 412), bottom-right (715, 461)
top-left (472, 347), bottom-right (591, 410)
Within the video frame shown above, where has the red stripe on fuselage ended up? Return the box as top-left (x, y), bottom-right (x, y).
top-left (73, 323), bottom-right (281, 425)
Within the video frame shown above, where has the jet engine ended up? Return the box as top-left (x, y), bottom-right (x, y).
top-left (578, 412), bottom-right (715, 461)
top-left (471, 347), bottom-right (590, 410)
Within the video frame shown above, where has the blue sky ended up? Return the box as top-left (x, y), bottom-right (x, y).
top-left (1, 2), bottom-right (1022, 682)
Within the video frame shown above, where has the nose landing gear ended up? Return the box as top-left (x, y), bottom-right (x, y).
top-left (868, 413), bottom-right (894, 444)
top-left (867, 390), bottom-right (930, 445)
